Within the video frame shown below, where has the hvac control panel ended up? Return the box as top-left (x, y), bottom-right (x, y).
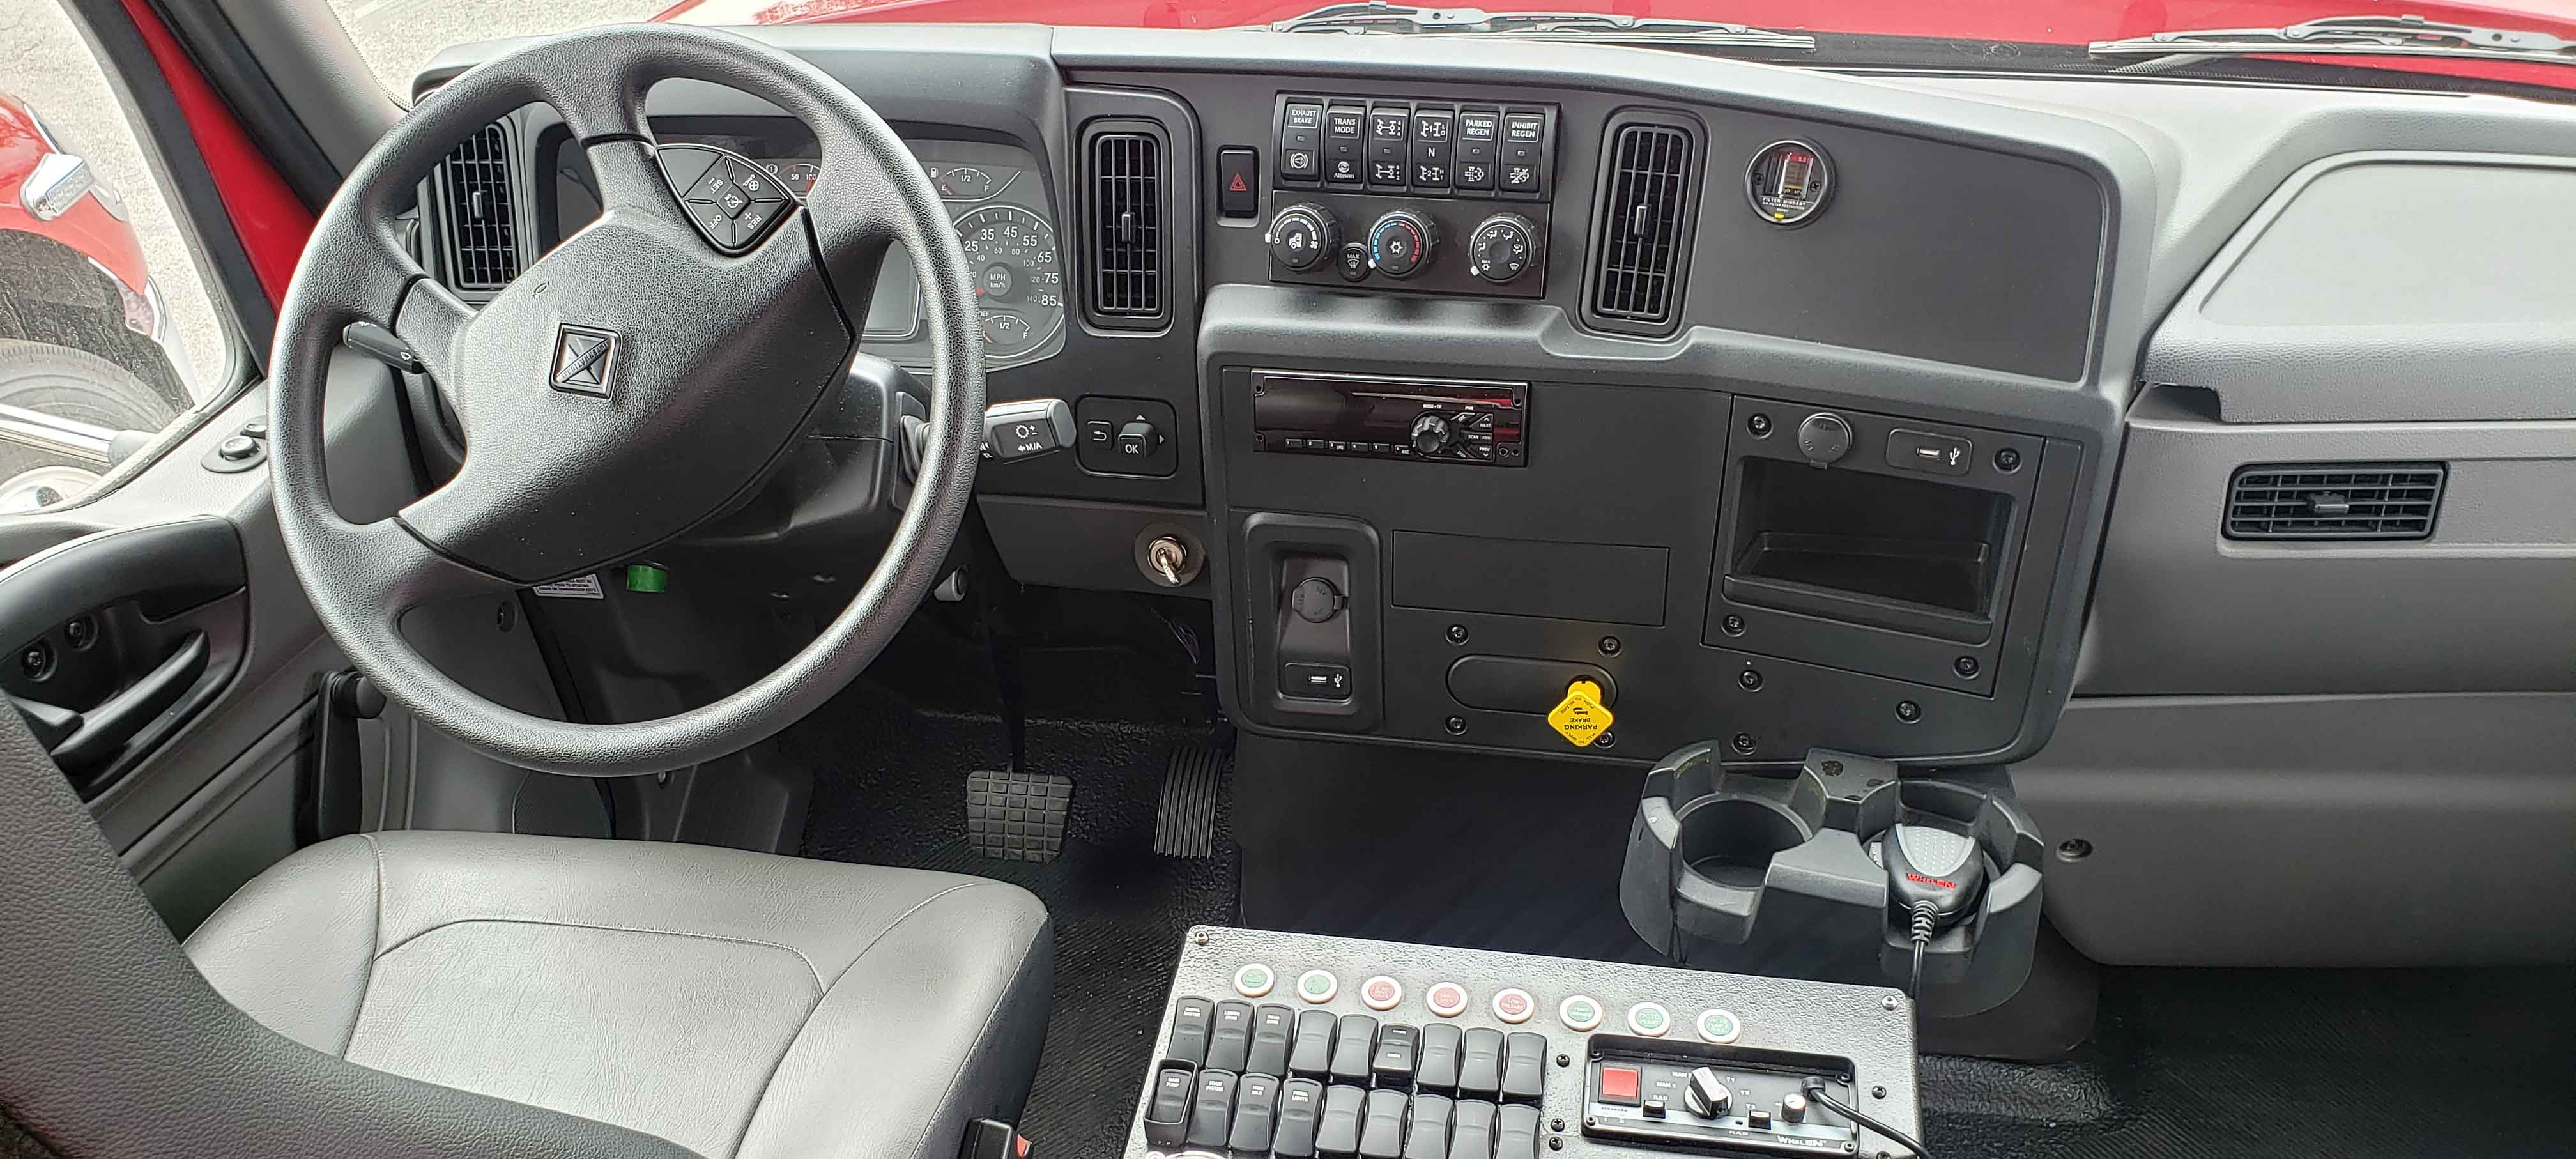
top-left (1126, 927), bottom-right (1922, 1159)
top-left (1264, 95), bottom-right (1559, 298)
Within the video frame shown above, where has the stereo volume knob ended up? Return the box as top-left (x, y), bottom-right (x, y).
top-left (1266, 203), bottom-right (1338, 272)
top-left (1466, 213), bottom-right (1541, 284)
top-left (1367, 210), bottom-right (1437, 279)
top-left (1409, 412), bottom-right (1454, 455)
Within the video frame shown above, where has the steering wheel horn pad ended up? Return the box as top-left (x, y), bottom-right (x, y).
top-left (397, 137), bottom-right (852, 585)
top-left (267, 25), bottom-right (984, 776)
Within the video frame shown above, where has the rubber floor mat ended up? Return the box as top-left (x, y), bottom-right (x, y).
top-left (788, 626), bottom-right (1234, 1158)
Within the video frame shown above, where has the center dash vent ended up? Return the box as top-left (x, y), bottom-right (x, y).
top-left (440, 121), bottom-right (519, 292)
top-left (1586, 116), bottom-right (1699, 335)
top-left (2224, 463), bottom-right (2446, 540)
top-left (1084, 127), bottom-right (1166, 328)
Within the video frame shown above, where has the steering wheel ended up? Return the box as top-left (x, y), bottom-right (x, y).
top-left (268, 26), bottom-right (983, 777)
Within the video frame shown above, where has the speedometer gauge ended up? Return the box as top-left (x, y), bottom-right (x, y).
top-left (954, 204), bottom-right (1063, 360)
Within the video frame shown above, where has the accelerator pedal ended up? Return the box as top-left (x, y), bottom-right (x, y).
top-left (1153, 741), bottom-right (1230, 858)
top-left (965, 769), bottom-right (1071, 863)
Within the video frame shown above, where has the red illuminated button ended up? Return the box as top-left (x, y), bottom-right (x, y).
top-left (1598, 1065), bottom-right (1641, 1106)
top-left (1426, 982), bottom-right (1470, 1018)
top-left (1492, 988), bottom-right (1535, 1024)
top-left (1361, 976), bottom-right (1404, 1011)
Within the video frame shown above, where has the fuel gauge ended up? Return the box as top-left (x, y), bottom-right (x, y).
top-left (932, 165), bottom-right (1004, 201)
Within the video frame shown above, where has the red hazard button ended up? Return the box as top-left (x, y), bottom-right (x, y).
top-left (1491, 987), bottom-right (1535, 1024)
top-left (1361, 975), bottom-right (1403, 1011)
top-left (1218, 148), bottom-right (1260, 219)
top-left (1598, 1065), bottom-right (1641, 1106)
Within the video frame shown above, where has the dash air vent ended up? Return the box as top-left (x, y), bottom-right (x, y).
top-left (440, 122), bottom-right (519, 291)
top-left (2225, 463), bottom-right (2446, 541)
top-left (1586, 115), bottom-right (1699, 336)
top-left (1083, 127), bottom-right (1167, 328)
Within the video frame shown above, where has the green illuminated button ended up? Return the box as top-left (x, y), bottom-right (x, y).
top-left (624, 564), bottom-right (668, 593)
top-left (1234, 963), bottom-right (1275, 998)
top-left (1697, 1008), bottom-right (1743, 1044)
top-left (1558, 995), bottom-right (1602, 1032)
top-left (1626, 1001), bottom-right (1671, 1037)
top-left (1296, 969), bottom-right (1338, 1003)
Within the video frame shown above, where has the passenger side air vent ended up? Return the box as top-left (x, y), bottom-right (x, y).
top-left (2224, 463), bottom-right (2446, 541)
top-left (1584, 114), bottom-right (1699, 336)
top-left (1082, 126), bottom-right (1167, 328)
top-left (439, 122), bottom-right (519, 291)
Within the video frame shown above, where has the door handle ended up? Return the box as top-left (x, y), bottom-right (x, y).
top-left (47, 631), bottom-right (209, 771)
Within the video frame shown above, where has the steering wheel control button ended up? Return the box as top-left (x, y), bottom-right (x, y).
top-left (1235, 963), bottom-right (1276, 997)
top-left (1360, 975), bottom-right (1404, 1011)
top-left (1557, 994), bottom-right (1604, 1031)
top-left (1425, 982), bottom-right (1470, 1018)
top-left (1296, 969), bottom-right (1339, 1003)
top-left (1490, 987), bottom-right (1535, 1024)
top-left (1696, 1008), bottom-right (1744, 1045)
top-left (1626, 1001), bottom-right (1672, 1037)
top-left (662, 145), bottom-right (793, 254)
top-left (1795, 411), bottom-right (1853, 464)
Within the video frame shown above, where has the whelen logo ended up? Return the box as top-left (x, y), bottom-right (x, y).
top-left (550, 324), bottom-right (617, 397)
top-left (1905, 872), bottom-right (1959, 891)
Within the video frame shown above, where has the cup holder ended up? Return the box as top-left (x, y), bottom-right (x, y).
top-left (1622, 743), bottom-right (2048, 1017)
top-left (1676, 797), bottom-right (1811, 888)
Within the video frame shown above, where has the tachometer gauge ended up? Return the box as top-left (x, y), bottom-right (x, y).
top-left (954, 204), bottom-right (1062, 360)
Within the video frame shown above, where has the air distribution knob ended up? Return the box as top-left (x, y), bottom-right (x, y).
top-left (1682, 1068), bottom-right (1732, 1119)
top-left (1266, 203), bottom-right (1339, 272)
top-left (1409, 412), bottom-right (1454, 455)
top-left (1466, 212), bottom-right (1542, 283)
top-left (1367, 209), bottom-right (1438, 279)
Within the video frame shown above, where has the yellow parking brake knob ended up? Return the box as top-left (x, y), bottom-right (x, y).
top-left (1547, 679), bottom-right (1614, 747)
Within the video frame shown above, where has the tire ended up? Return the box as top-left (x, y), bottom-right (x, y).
top-left (0, 338), bottom-right (181, 511)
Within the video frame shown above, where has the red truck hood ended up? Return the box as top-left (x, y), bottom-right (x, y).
top-left (654, 0), bottom-right (2576, 92)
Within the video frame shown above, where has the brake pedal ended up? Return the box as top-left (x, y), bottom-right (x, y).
top-left (1153, 741), bottom-right (1230, 858)
top-left (965, 769), bottom-right (1071, 863)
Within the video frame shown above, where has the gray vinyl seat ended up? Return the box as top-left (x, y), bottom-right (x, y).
top-left (181, 831), bottom-right (1052, 1159)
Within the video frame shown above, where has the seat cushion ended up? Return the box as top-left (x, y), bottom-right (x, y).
top-left (183, 832), bottom-right (1051, 1159)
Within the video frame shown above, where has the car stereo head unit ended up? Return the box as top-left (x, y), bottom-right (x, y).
top-left (1250, 369), bottom-right (1526, 466)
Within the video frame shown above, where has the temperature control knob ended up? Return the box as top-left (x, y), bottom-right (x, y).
top-left (1266, 203), bottom-right (1338, 272)
top-left (1409, 412), bottom-right (1454, 456)
top-left (1466, 213), bottom-right (1542, 283)
top-left (1367, 210), bottom-right (1438, 279)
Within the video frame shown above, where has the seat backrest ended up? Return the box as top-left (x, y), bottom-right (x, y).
top-left (0, 705), bottom-right (695, 1158)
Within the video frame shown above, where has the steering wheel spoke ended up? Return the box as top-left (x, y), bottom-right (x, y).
top-left (349, 517), bottom-right (516, 618)
top-left (388, 275), bottom-right (477, 417)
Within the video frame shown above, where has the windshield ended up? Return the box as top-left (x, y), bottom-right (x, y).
top-left (334, 0), bottom-right (2576, 99)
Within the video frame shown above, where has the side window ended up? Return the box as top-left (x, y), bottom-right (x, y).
top-left (0, 3), bottom-right (240, 512)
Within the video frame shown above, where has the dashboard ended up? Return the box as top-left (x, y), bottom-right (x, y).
top-left (413, 27), bottom-right (2576, 969)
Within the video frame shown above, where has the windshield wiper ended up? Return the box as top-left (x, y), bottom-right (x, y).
top-left (1252, 1), bottom-right (1817, 50)
top-left (2090, 13), bottom-right (2576, 70)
